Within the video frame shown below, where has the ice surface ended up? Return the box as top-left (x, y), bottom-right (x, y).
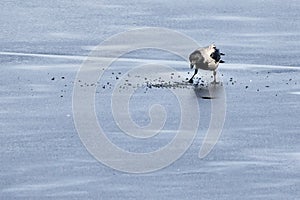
top-left (1, 0), bottom-right (300, 199)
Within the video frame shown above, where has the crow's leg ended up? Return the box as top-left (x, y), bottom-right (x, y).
top-left (188, 69), bottom-right (198, 83)
top-left (211, 70), bottom-right (219, 84)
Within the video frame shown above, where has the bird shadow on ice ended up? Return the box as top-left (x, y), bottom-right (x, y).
top-left (145, 80), bottom-right (226, 100)
top-left (193, 83), bottom-right (225, 100)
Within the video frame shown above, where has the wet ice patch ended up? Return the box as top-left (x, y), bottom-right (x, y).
top-left (48, 32), bottom-right (85, 40)
top-left (2, 178), bottom-right (95, 193)
top-left (211, 15), bottom-right (262, 22)
top-left (0, 52), bottom-right (85, 62)
top-left (289, 91), bottom-right (300, 95)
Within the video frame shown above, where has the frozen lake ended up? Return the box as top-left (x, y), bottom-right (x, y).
top-left (1, 0), bottom-right (300, 199)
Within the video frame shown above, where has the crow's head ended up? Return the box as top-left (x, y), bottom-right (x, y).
top-left (210, 45), bottom-right (225, 63)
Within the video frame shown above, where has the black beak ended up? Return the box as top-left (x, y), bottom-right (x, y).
top-left (220, 53), bottom-right (225, 56)
top-left (220, 60), bottom-right (225, 63)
